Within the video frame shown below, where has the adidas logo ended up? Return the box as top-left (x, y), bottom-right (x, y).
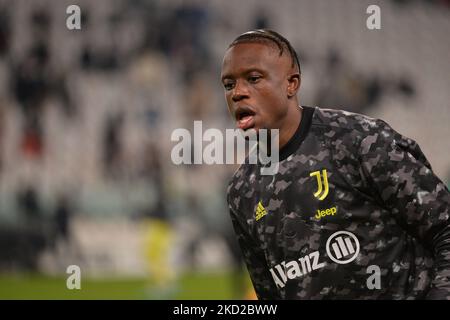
top-left (255, 201), bottom-right (268, 221)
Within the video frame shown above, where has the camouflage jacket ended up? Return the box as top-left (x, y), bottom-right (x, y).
top-left (227, 106), bottom-right (450, 299)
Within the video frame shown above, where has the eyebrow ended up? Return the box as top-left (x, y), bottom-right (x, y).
top-left (221, 68), bottom-right (265, 81)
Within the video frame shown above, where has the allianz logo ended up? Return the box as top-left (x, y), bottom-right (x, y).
top-left (270, 231), bottom-right (360, 288)
top-left (269, 251), bottom-right (325, 289)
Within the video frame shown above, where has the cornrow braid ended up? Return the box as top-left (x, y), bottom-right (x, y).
top-left (229, 29), bottom-right (301, 74)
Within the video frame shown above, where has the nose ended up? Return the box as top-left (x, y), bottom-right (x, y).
top-left (232, 80), bottom-right (249, 102)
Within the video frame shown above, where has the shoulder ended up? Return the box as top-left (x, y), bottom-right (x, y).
top-left (311, 107), bottom-right (429, 167)
top-left (307, 107), bottom-right (386, 159)
top-left (312, 107), bottom-right (385, 134)
top-left (313, 107), bottom-right (404, 147)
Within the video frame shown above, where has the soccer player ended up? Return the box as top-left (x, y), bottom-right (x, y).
top-left (222, 29), bottom-right (450, 299)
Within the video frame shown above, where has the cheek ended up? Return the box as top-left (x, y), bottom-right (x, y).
top-left (225, 94), bottom-right (236, 117)
top-left (224, 92), bottom-right (233, 108)
top-left (258, 86), bottom-right (285, 111)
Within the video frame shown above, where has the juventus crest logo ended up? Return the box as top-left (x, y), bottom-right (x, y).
top-left (310, 169), bottom-right (329, 200)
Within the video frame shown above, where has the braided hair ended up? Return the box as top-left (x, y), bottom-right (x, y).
top-left (228, 29), bottom-right (301, 74)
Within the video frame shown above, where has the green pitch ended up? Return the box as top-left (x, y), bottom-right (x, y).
top-left (0, 271), bottom-right (253, 300)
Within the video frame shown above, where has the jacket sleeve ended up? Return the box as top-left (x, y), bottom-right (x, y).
top-left (227, 198), bottom-right (281, 299)
top-left (359, 120), bottom-right (450, 299)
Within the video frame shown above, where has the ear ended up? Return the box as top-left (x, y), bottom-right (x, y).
top-left (287, 73), bottom-right (301, 98)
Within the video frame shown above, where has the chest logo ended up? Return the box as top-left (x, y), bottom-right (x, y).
top-left (310, 169), bottom-right (329, 200)
top-left (325, 231), bottom-right (360, 265)
top-left (255, 201), bottom-right (268, 221)
top-left (315, 206), bottom-right (337, 220)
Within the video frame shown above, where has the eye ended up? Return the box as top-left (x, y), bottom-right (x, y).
top-left (223, 81), bottom-right (235, 91)
top-left (248, 75), bottom-right (261, 83)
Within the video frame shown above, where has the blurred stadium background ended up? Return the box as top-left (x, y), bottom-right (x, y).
top-left (0, 0), bottom-right (449, 299)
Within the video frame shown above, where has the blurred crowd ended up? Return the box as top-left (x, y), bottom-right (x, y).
top-left (0, 0), bottom-right (250, 289)
top-left (0, 0), bottom-right (449, 298)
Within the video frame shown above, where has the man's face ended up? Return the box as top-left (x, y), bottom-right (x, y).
top-left (221, 42), bottom-right (293, 131)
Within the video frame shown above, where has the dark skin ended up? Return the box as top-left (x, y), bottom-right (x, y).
top-left (221, 42), bottom-right (302, 149)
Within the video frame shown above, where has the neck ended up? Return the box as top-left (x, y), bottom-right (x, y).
top-left (278, 103), bottom-right (302, 149)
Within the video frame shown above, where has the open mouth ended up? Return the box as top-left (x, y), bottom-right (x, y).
top-left (235, 106), bottom-right (256, 130)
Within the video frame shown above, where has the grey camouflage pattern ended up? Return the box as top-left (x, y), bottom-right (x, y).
top-left (227, 107), bottom-right (450, 300)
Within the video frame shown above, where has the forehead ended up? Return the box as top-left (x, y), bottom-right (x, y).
top-left (221, 42), bottom-right (290, 78)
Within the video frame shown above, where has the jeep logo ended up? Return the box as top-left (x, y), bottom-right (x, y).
top-left (315, 206), bottom-right (337, 220)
